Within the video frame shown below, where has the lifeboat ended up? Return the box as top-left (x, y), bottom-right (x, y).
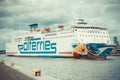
top-left (30, 28), bottom-right (36, 32)
top-left (30, 28), bottom-right (41, 32)
top-left (58, 25), bottom-right (64, 28)
top-left (44, 27), bottom-right (50, 31)
top-left (36, 28), bottom-right (41, 32)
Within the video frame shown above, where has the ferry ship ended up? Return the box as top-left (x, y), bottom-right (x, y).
top-left (6, 19), bottom-right (113, 59)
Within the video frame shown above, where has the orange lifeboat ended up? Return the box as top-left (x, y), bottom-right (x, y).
top-left (44, 27), bottom-right (50, 31)
top-left (58, 25), bottom-right (64, 28)
top-left (30, 28), bottom-right (36, 32)
top-left (36, 28), bottom-right (41, 32)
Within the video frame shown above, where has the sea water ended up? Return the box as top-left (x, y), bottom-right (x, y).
top-left (0, 54), bottom-right (120, 80)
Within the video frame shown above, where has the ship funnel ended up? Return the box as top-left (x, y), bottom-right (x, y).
top-left (29, 23), bottom-right (38, 29)
top-left (29, 23), bottom-right (38, 32)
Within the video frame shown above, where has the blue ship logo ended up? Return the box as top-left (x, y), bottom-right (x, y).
top-left (18, 38), bottom-right (57, 54)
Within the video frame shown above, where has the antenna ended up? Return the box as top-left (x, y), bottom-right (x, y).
top-left (78, 8), bottom-right (84, 19)
top-left (78, 8), bottom-right (81, 19)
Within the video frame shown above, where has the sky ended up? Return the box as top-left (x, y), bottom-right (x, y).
top-left (0, 0), bottom-right (120, 49)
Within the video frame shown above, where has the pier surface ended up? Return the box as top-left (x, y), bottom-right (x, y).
top-left (0, 62), bottom-right (34, 80)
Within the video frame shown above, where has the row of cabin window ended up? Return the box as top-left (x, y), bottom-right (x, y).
top-left (80, 39), bottom-right (110, 43)
top-left (77, 30), bottom-right (108, 34)
top-left (45, 35), bottom-right (75, 39)
top-left (88, 31), bottom-right (107, 34)
top-left (74, 26), bottom-right (107, 30)
top-left (60, 31), bottom-right (73, 34)
top-left (79, 35), bottom-right (109, 38)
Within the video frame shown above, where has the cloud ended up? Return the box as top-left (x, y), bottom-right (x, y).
top-left (0, 28), bottom-right (17, 49)
top-left (0, 0), bottom-right (120, 49)
top-left (0, 28), bottom-right (16, 41)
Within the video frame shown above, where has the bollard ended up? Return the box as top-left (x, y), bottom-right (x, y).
top-left (10, 62), bottom-right (15, 66)
top-left (1, 60), bottom-right (5, 64)
top-left (32, 69), bottom-right (41, 76)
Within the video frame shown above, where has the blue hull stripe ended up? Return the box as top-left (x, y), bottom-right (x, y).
top-left (20, 51), bottom-right (56, 54)
top-left (99, 48), bottom-right (113, 56)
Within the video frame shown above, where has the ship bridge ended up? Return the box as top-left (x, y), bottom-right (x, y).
top-left (75, 19), bottom-right (87, 25)
top-left (72, 19), bottom-right (107, 30)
